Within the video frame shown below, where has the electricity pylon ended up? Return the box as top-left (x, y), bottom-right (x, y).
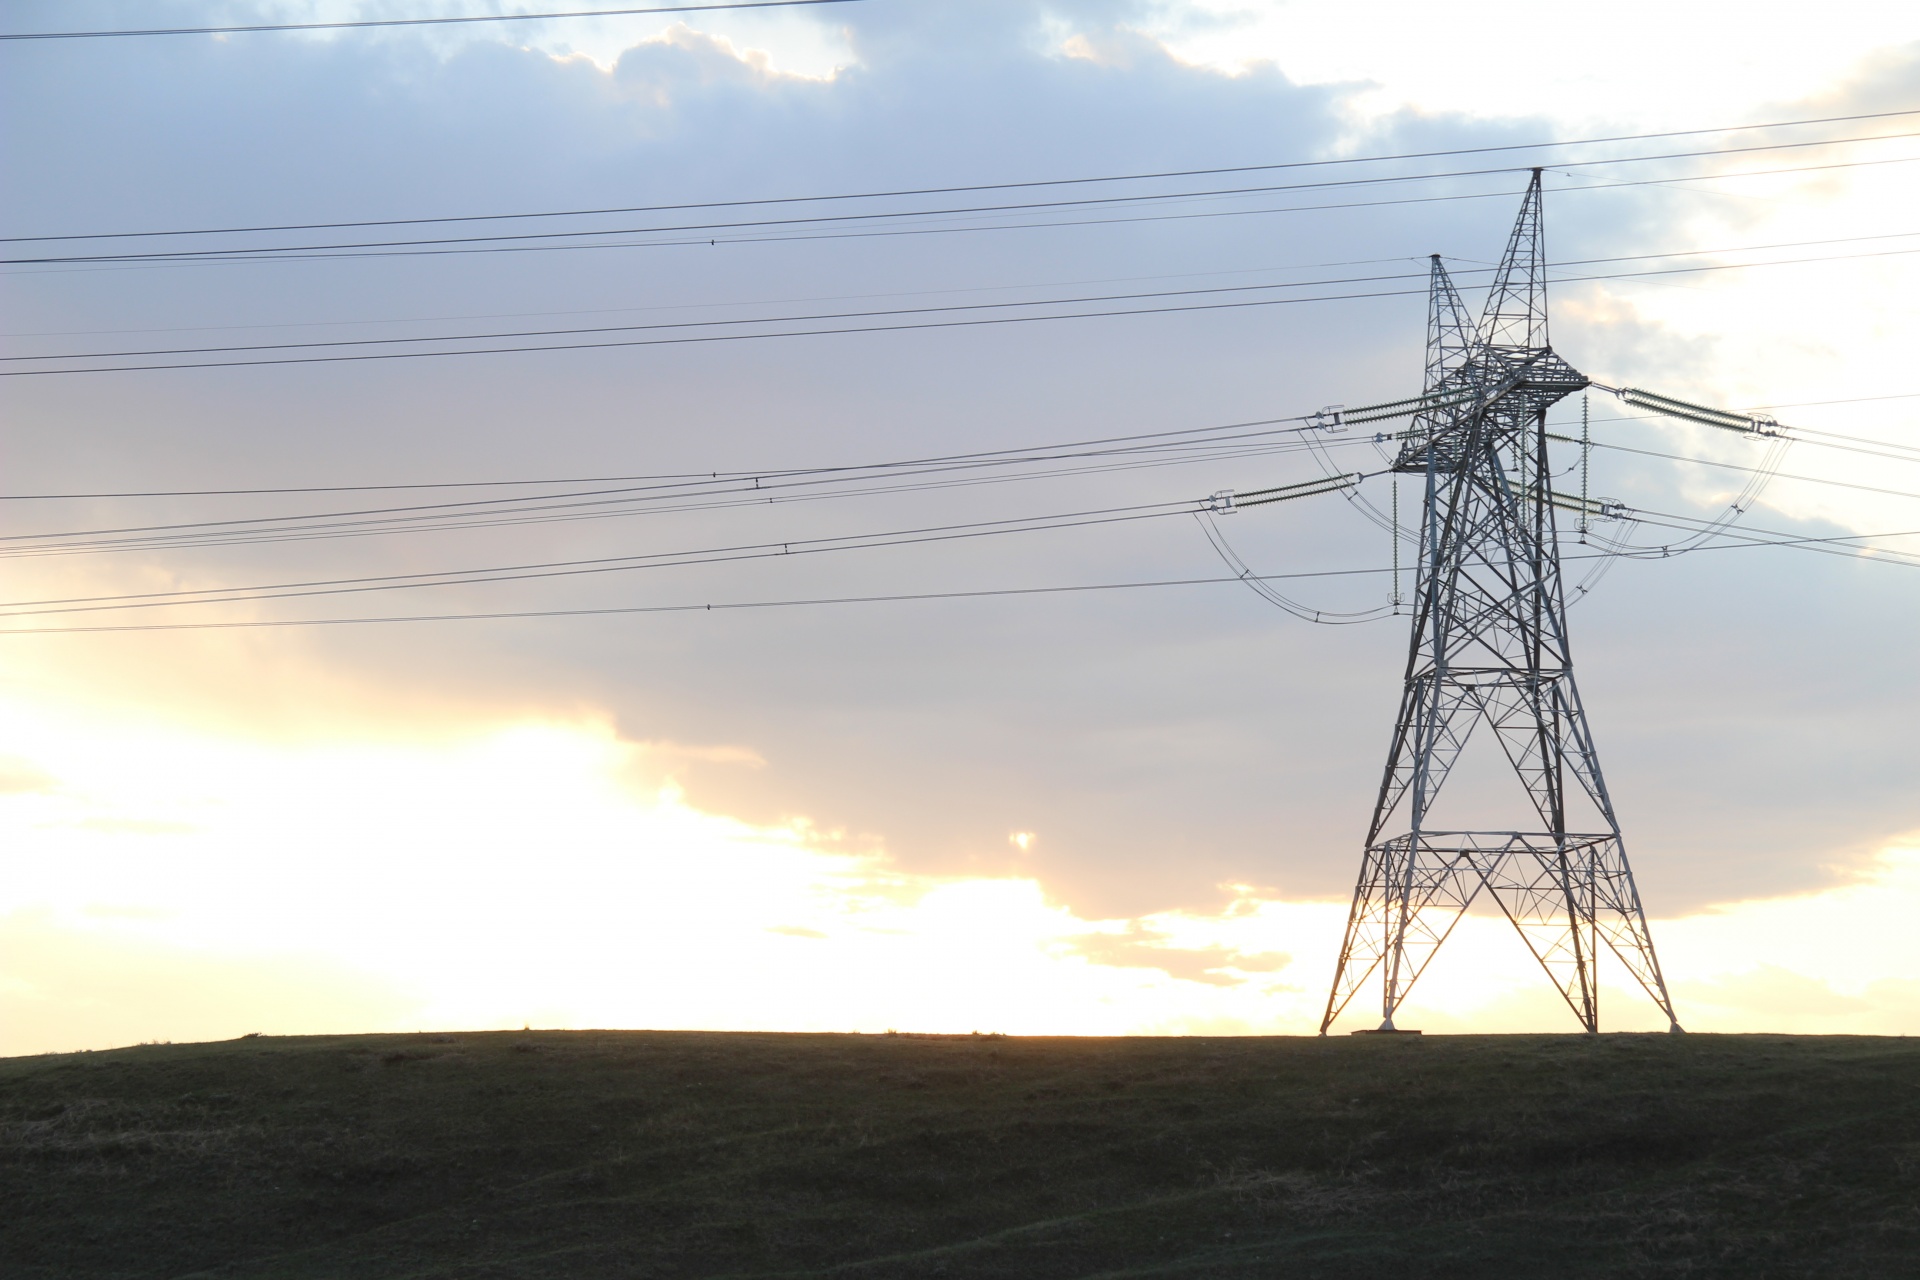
top-left (1319, 171), bottom-right (1682, 1035)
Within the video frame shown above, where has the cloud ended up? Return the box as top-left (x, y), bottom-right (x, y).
top-left (1066, 922), bottom-right (1290, 986)
top-left (3, 0), bottom-right (1917, 981)
top-left (0, 701), bottom-right (1913, 1052)
top-left (613, 21), bottom-right (838, 106)
top-left (1143, 2), bottom-right (1920, 125)
top-left (0, 758), bottom-right (55, 795)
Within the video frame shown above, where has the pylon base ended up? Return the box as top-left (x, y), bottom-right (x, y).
top-left (1351, 1028), bottom-right (1423, 1036)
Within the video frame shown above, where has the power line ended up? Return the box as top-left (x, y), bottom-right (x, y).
top-left (1763, 391), bottom-right (1920, 410)
top-left (6, 227), bottom-right (1911, 343)
top-left (0, 569), bottom-right (1391, 635)
top-left (0, 501), bottom-right (1211, 617)
top-left (5, 524), bottom-right (1916, 637)
top-left (1583, 407), bottom-right (1920, 466)
top-left (7, 460), bottom-right (1915, 621)
top-left (0, 1), bottom-right (864, 42)
top-left (16, 154), bottom-right (1918, 283)
top-left (13, 107), bottom-right (1917, 244)
top-left (0, 255), bottom-right (1426, 339)
top-left (0, 437), bottom-right (1332, 559)
top-left (1578, 437), bottom-right (1920, 505)
top-left (539, 153), bottom-right (1920, 259)
top-left (17, 386), bottom-right (1916, 563)
top-left (16, 131), bottom-right (1920, 268)
top-left (1594, 510), bottom-right (1920, 570)
top-left (17, 232), bottom-right (1920, 368)
top-left (0, 412), bottom-right (1322, 502)
top-left (12, 389), bottom-right (1917, 564)
top-left (16, 242), bottom-right (1920, 377)
top-left (0, 283), bottom-right (1437, 376)
top-left (0, 460), bottom-right (1410, 612)
top-left (2, 266), bottom-right (1436, 359)
top-left (9, 377), bottom-right (1916, 502)
top-left (6, 225), bottom-right (1912, 352)
top-left (0, 386), bottom-right (1908, 623)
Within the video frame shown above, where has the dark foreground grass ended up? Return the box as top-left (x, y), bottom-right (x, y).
top-left (2, 1031), bottom-right (1917, 1278)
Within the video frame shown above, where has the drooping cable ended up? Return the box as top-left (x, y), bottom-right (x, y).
top-left (1196, 511), bottom-right (1395, 625)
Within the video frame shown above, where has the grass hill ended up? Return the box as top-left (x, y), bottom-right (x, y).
top-left (2, 1030), bottom-right (1916, 1277)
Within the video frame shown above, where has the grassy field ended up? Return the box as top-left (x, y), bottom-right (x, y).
top-left (2, 1030), bottom-right (1916, 1278)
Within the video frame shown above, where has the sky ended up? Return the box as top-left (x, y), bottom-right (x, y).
top-left (3, 0), bottom-right (1920, 1053)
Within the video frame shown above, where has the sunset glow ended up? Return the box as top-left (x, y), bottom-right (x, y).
top-left (5, 1), bottom-right (1919, 1053)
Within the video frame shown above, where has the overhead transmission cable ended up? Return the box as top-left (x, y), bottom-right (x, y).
top-left (0, 411), bottom-right (1326, 501)
top-left (13, 154), bottom-right (1919, 285)
top-left (1557, 435), bottom-right (1920, 505)
top-left (12, 450), bottom-right (1916, 622)
top-left (23, 234), bottom-right (1919, 363)
top-left (0, 501), bottom-right (1202, 618)
top-left (21, 158), bottom-right (1918, 288)
top-left (0, 438), bottom-right (1335, 561)
top-left (0, 375), bottom-right (1909, 628)
top-left (0, 568), bottom-right (1399, 636)
top-left (0, 1), bottom-right (865, 42)
top-left (0, 417), bottom-right (1348, 558)
top-left (1197, 505), bottom-right (1394, 625)
top-left (9, 386), bottom-right (1920, 565)
top-left (8, 375), bottom-right (1918, 502)
top-left (13, 224), bottom-right (1917, 344)
top-left (15, 131), bottom-right (1920, 269)
top-left (15, 107), bottom-right (1919, 244)
top-left (5, 521), bottom-right (1918, 638)
top-left (17, 239), bottom-right (1920, 377)
top-left (0, 463), bottom-right (1405, 619)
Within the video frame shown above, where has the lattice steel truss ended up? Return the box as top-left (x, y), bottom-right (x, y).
top-left (1319, 171), bottom-right (1682, 1035)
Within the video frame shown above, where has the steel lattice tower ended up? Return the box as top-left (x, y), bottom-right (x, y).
top-left (1319, 172), bottom-right (1682, 1035)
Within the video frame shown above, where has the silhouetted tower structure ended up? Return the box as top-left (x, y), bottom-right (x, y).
top-left (1319, 172), bottom-right (1681, 1035)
